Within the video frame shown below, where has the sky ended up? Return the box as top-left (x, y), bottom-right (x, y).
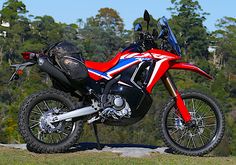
top-left (1, 0), bottom-right (236, 32)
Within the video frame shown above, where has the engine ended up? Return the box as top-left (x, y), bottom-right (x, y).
top-left (100, 95), bottom-right (131, 120)
top-left (90, 95), bottom-right (131, 122)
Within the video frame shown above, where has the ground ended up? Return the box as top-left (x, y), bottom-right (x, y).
top-left (0, 145), bottom-right (235, 165)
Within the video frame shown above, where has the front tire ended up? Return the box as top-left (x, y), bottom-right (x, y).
top-left (159, 91), bottom-right (224, 156)
top-left (18, 89), bottom-right (83, 153)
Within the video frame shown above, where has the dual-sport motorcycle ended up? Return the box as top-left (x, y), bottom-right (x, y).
top-left (9, 10), bottom-right (224, 156)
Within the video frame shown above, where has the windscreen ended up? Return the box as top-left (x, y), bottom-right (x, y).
top-left (159, 17), bottom-right (181, 56)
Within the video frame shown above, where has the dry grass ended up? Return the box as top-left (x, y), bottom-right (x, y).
top-left (0, 146), bottom-right (235, 165)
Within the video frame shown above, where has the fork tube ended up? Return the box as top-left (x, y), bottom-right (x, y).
top-left (162, 72), bottom-right (191, 123)
top-left (161, 72), bottom-right (177, 97)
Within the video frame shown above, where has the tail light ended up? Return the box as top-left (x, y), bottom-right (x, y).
top-left (21, 52), bottom-right (36, 60)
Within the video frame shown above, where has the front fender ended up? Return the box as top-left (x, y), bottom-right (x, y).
top-left (170, 62), bottom-right (213, 80)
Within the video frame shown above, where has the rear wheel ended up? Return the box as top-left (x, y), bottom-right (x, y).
top-left (159, 91), bottom-right (224, 156)
top-left (18, 89), bottom-right (83, 153)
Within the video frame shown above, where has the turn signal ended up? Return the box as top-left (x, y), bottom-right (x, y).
top-left (17, 69), bottom-right (23, 75)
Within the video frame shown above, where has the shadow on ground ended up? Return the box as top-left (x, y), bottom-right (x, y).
top-left (68, 142), bottom-right (171, 156)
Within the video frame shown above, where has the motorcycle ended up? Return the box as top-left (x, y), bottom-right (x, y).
top-left (9, 10), bottom-right (224, 156)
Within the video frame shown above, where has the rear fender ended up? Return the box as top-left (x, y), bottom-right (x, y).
top-left (170, 62), bottom-right (213, 80)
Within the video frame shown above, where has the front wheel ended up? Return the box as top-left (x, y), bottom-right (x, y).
top-left (18, 89), bottom-right (84, 153)
top-left (159, 91), bottom-right (224, 156)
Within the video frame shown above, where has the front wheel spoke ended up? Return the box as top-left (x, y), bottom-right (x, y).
top-left (192, 99), bottom-right (195, 113)
top-left (191, 136), bottom-right (196, 148)
top-left (198, 105), bottom-right (211, 118)
top-left (203, 127), bottom-right (216, 137)
top-left (200, 115), bottom-right (216, 119)
top-left (198, 132), bottom-right (205, 146)
top-left (167, 117), bottom-right (177, 120)
top-left (171, 110), bottom-right (179, 118)
top-left (200, 133), bottom-right (211, 142)
top-left (186, 134), bottom-right (191, 148)
top-left (167, 125), bottom-right (176, 129)
top-left (170, 128), bottom-right (179, 136)
top-left (204, 124), bottom-right (216, 127)
top-left (177, 130), bottom-right (188, 145)
top-left (194, 101), bottom-right (204, 114)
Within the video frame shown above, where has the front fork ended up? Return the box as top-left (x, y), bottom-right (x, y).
top-left (161, 72), bottom-right (191, 123)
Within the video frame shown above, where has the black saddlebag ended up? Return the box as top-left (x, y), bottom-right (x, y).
top-left (46, 41), bottom-right (88, 82)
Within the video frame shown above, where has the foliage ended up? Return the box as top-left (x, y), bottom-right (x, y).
top-left (0, 0), bottom-right (29, 64)
top-left (211, 16), bottom-right (236, 156)
top-left (78, 27), bottom-right (125, 61)
top-left (168, 0), bottom-right (209, 60)
top-left (87, 8), bottom-right (124, 35)
top-left (213, 17), bottom-right (236, 74)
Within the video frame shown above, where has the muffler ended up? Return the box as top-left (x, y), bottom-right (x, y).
top-left (38, 57), bottom-right (72, 86)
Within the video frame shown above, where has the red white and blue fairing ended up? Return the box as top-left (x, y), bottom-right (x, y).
top-left (85, 48), bottom-right (211, 94)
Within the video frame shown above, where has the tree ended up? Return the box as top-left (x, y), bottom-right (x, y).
top-left (78, 26), bottom-right (124, 61)
top-left (87, 8), bottom-right (124, 34)
top-left (213, 17), bottom-right (236, 74)
top-left (211, 17), bottom-right (236, 108)
top-left (31, 16), bottom-right (64, 46)
top-left (0, 0), bottom-right (27, 25)
top-left (0, 0), bottom-right (29, 64)
top-left (168, 0), bottom-right (209, 60)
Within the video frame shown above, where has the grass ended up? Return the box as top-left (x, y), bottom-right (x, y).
top-left (0, 146), bottom-right (235, 165)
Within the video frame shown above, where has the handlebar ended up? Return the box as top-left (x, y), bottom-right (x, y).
top-left (135, 24), bottom-right (169, 51)
top-left (136, 30), bottom-right (160, 51)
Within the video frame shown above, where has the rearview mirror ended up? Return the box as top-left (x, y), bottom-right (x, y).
top-left (134, 23), bottom-right (142, 32)
top-left (144, 10), bottom-right (150, 23)
top-left (144, 10), bottom-right (150, 31)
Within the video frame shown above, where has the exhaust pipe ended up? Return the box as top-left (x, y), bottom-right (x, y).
top-left (37, 57), bottom-right (97, 122)
top-left (38, 57), bottom-right (72, 86)
top-left (51, 106), bottom-right (97, 122)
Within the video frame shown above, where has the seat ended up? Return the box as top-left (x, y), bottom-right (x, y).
top-left (85, 52), bottom-right (122, 72)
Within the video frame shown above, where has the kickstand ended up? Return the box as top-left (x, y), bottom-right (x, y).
top-left (92, 123), bottom-right (102, 150)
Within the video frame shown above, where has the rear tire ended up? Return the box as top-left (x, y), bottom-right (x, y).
top-left (18, 89), bottom-right (83, 153)
top-left (159, 90), bottom-right (224, 156)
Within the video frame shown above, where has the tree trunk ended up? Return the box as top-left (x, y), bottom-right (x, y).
top-left (0, 47), bottom-right (3, 65)
top-left (8, 48), bottom-right (13, 65)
